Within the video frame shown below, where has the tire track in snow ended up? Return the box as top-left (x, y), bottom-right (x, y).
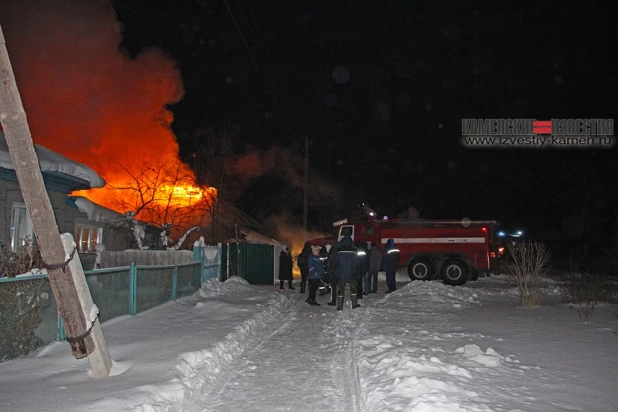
top-left (208, 298), bottom-right (304, 401)
top-left (183, 295), bottom-right (304, 412)
top-left (198, 298), bottom-right (354, 412)
top-left (324, 300), bottom-right (370, 412)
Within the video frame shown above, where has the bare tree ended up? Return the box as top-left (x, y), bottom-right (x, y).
top-left (192, 124), bottom-right (238, 244)
top-left (110, 157), bottom-right (212, 250)
top-left (503, 240), bottom-right (551, 308)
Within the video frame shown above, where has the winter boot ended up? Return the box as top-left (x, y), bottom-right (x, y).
top-left (327, 286), bottom-right (337, 306)
top-left (351, 294), bottom-right (360, 309)
top-left (280, 281), bottom-right (284, 290)
top-left (336, 296), bottom-right (344, 311)
top-left (310, 299), bottom-right (321, 306)
top-left (288, 280), bottom-right (296, 290)
top-left (300, 283), bottom-right (306, 294)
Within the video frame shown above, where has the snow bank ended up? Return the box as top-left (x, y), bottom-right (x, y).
top-left (86, 277), bottom-right (293, 412)
top-left (355, 282), bottom-right (505, 412)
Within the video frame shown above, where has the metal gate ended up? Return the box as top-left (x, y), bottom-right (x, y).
top-left (220, 243), bottom-right (278, 285)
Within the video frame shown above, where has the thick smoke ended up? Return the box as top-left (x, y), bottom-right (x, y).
top-left (264, 212), bottom-right (330, 259)
top-left (228, 145), bottom-right (341, 204)
top-left (0, 0), bottom-right (184, 188)
top-left (0, 0), bottom-right (343, 234)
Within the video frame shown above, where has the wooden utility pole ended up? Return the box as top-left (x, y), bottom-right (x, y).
top-left (0, 25), bottom-right (112, 378)
top-left (303, 135), bottom-right (309, 232)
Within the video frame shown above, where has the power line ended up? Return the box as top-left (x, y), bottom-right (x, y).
top-left (222, 0), bottom-right (296, 134)
top-left (236, 0), bottom-right (297, 125)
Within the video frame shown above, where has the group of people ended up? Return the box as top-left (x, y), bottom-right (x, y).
top-left (280, 236), bottom-right (399, 311)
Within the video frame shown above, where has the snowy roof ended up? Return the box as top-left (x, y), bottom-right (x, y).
top-left (71, 196), bottom-right (124, 223)
top-left (238, 228), bottom-right (283, 245)
top-left (0, 132), bottom-right (105, 189)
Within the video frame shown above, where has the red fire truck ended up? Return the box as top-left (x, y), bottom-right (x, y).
top-left (308, 215), bottom-right (500, 286)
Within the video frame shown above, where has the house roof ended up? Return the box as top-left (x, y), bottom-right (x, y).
top-left (0, 132), bottom-right (105, 191)
top-left (67, 196), bottom-right (159, 233)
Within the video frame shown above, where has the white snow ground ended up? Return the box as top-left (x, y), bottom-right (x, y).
top-left (1, 271), bottom-right (617, 412)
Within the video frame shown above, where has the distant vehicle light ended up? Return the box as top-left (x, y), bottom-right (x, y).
top-left (498, 231), bottom-right (506, 237)
top-left (383, 216), bottom-right (388, 221)
top-left (516, 230), bottom-right (523, 236)
top-left (482, 227), bottom-right (487, 232)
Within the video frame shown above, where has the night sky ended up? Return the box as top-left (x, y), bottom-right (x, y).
top-left (111, 0), bottom-right (618, 245)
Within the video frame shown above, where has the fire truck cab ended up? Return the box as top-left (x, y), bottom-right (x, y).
top-left (333, 217), bottom-right (499, 286)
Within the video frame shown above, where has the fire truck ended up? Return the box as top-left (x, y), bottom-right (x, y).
top-left (308, 215), bottom-right (500, 286)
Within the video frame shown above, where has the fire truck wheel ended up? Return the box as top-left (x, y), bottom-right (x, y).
top-left (408, 259), bottom-right (434, 281)
top-left (441, 259), bottom-right (469, 286)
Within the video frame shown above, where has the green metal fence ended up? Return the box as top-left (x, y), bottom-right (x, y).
top-left (220, 243), bottom-right (277, 285)
top-left (193, 244), bottom-right (221, 283)
top-left (0, 250), bottom-right (220, 362)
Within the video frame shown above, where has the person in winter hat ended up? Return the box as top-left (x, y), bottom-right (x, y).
top-left (306, 245), bottom-right (325, 306)
top-left (382, 238), bottom-right (400, 293)
top-left (278, 248), bottom-right (295, 290)
top-left (367, 242), bottom-right (382, 294)
top-left (333, 235), bottom-right (360, 310)
top-left (296, 242), bottom-right (311, 294)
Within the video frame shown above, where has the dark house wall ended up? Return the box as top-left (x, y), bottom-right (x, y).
top-left (0, 179), bottom-right (121, 269)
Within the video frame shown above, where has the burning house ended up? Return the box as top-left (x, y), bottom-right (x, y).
top-left (0, 132), bottom-right (162, 270)
top-left (0, 0), bottom-right (276, 255)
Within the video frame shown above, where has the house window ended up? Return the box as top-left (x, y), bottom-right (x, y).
top-left (75, 224), bottom-right (103, 253)
top-left (10, 202), bottom-right (34, 252)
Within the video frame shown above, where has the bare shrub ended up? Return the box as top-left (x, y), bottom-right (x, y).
top-left (0, 237), bottom-right (44, 278)
top-left (503, 240), bottom-right (550, 308)
top-left (0, 278), bottom-right (49, 360)
top-left (561, 272), bottom-right (616, 322)
top-left (0, 239), bottom-right (49, 360)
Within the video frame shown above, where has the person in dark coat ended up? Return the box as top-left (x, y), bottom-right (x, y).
top-left (333, 235), bottom-right (360, 310)
top-left (355, 241), bottom-right (369, 298)
top-left (306, 245), bottom-right (325, 305)
top-left (368, 242), bottom-right (382, 294)
top-left (326, 242), bottom-right (339, 306)
top-left (297, 242), bottom-right (311, 294)
top-left (382, 238), bottom-right (400, 293)
top-left (278, 248), bottom-right (295, 290)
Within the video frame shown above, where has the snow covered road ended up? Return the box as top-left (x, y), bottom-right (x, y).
top-left (186, 279), bottom-right (547, 412)
top-left (186, 276), bottom-right (618, 412)
top-left (187, 293), bottom-right (367, 412)
top-left (2, 274), bottom-right (617, 412)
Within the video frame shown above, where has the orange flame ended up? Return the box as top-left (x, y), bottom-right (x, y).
top-left (0, 0), bottom-right (221, 234)
top-left (71, 158), bottom-right (218, 230)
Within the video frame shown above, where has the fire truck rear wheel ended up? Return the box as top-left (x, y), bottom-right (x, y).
top-left (441, 259), bottom-right (469, 286)
top-left (408, 259), bottom-right (434, 281)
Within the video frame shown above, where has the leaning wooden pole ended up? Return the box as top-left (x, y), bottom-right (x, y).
top-left (0, 25), bottom-right (112, 378)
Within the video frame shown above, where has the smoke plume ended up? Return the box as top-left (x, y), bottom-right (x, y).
top-left (228, 145), bottom-right (341, 204)
top-left (0, 0), bottom-right (185, 192)
top-left (0, 0), bottom-right (343, 232)
top-left (264, 212), bottom-right (331, 258)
